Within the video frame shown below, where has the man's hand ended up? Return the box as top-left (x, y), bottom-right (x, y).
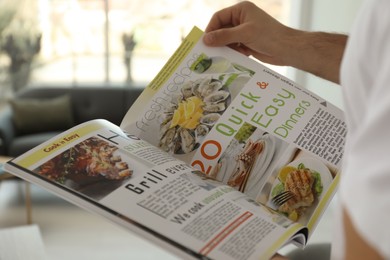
top-left (203, 1), bottom-right (347, 83)
top-left (203, 1), bottom-right (295, 66)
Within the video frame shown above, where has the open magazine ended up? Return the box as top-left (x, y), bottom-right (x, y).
top-left (5, 27), bottom-right (346, 260)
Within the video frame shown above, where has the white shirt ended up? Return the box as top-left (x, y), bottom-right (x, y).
top-left (332, 0), bottom-right (390, 258)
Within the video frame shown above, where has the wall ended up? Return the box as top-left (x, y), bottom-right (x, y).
top-left (288, 0), bottom-right (365, 109)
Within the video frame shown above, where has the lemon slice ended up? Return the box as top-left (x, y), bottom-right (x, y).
top-left (177, 102), bottom-right (185, 114)
top-left (184, 111), bottom-right (203, 129)
top-left (187, 96), bottom-right (204, 108)
top-left (278, 166), bottom-right (297, 183)
top-left (170, 109), bottom-right (181, 128)
top-left (184, 100), bottom-right (195, 120)
top-left (288, 210), bottom-right (299, 221)
top-left (184, 119), bottom-right (198, 129)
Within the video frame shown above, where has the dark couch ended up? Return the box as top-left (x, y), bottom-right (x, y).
top-left (0, 86), bottom-right (144, 157)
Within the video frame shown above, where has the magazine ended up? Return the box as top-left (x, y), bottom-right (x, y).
top-left (4, 26), bottom-right (346, 260)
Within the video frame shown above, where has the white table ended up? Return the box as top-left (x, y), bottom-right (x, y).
top-left (0, 156), bottom-right (32, 224)
top-left (0, 225), bottom-right (47, 260)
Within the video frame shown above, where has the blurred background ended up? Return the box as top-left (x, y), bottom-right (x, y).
top-left (0, 0), bottom-right (287, 93)
top-left (0, 0), bottom-right (364, 107)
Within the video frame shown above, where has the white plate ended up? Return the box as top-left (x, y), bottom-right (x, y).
top-left (267, 156), bottom-right (333, 223)
top-left (287, 157), bottom-right (333, 199)
top-left (243, 134), bottom-right (276, 193)
top-left (214, 133), bottom-right (276, 193)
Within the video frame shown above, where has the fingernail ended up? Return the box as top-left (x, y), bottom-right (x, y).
top-left (203, 33), bottom-right (215, 45)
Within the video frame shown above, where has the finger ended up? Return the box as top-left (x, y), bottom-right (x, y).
top-left (203, 25), bottom-right (246, 47)
top-left (205, 5), bottom-right (236, 33)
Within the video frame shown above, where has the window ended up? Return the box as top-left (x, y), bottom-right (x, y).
top-left (0, 0), bottom-right (290, 90)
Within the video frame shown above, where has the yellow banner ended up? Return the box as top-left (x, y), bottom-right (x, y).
top-left (17, 122), bottom-right (104, 168)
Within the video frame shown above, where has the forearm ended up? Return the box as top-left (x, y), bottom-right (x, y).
top-left (281, 30), bottom-right (348, 84)
top-left (343, 208), bottom-right (384, 260)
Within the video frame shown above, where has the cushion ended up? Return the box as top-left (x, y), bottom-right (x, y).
top-left (9, 95), bottom-right (74, 135)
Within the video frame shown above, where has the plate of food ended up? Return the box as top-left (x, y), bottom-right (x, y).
top-left (225, 137), bottom-right (267, 191)
top-left (33, 137), bottom-right (133, 200)
top-left (242, 134), bottom-right (276, 194)
top-left (211, 133), bottom-right (276, 194)
top-left (267, 156), bottom-right (333, 222)
top-left (158, 76), bottom-right (231, 154)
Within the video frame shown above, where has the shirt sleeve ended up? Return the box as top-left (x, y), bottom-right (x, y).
top-left (340, 1), bottom-right (390, 258)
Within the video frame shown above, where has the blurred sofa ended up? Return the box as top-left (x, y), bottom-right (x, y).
top-left (0, 86), bottom-right (144, 157)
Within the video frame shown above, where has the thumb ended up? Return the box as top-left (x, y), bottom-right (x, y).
top-left (203, 28), bottom-right (241, 47)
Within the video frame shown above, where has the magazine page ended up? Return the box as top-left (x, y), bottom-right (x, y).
top-left (120, 27), bottom-right (346, 233)
top-left (120, 26), bottom-right (257, 164)
top-left (5, 119), bottom-right (306, 260)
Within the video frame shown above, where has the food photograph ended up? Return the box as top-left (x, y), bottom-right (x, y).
top-left (210, 122), bottom-right (289, 198)
top-left (263, 149), bottom-right (336, 223)
top-left (33, 137), bottom-right (133, 200)
top-left (157, 53), bottom-right (254, 156)
top-left (158, 75), bottom-right (232, 155)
